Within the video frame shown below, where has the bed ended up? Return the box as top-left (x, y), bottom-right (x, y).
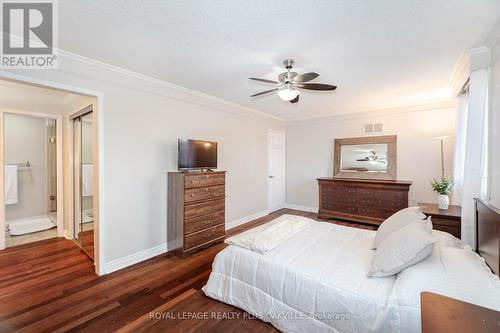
top-left (203, 213), bottom-right (500, 333)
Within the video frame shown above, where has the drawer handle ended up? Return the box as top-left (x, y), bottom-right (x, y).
top-left (190, 194), bottom-right (195, 197)
top-left (204, 220), bottom-right (212, 225)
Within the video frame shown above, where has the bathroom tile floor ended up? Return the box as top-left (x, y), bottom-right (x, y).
top-left (6, 227), bottom-right (57, 247)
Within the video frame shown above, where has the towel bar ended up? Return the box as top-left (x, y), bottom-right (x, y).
top-left (6, 161), bottom-right (31, 168)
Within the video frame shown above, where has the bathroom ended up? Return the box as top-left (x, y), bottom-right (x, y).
top-left (4, 113), bottom-right (58, 246)
top-left (0, 79), bottom-right (98, 261)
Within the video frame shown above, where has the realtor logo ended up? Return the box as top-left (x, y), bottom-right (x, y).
top-left (1, 0), bottom-right (58, 68)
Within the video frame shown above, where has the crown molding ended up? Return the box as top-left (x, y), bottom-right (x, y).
top-left (56, 49), bottom-right (286, 125)
top-left (449, 51), bottom-right (471, 97)
top-left (1, 47), bottom-right (466, 127)
top-left (491, 35), bottom-right (500, 62)
top-left (286, 100), bottom-right (457, 127)
top-left (467, 46), bottom-right (491, 71)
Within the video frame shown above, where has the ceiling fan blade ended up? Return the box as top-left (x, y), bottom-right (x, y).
top-left (289, 95), bottom-right (299, 104)
top-left (250, 88), bottom-right (279, 97)
top-left (249, 77), bottom-right (278, 84)
top-left (298, 83), bottom-right (337, 91)
top-left (293, 72), bottom-right (319, 83)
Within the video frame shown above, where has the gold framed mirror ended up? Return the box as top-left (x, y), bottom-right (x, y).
top-left (333, 135), bottom-right (397, 180)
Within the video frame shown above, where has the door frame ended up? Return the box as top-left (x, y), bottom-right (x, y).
top-left (0, 71), bottom-right (104, 275)
top-left (267, 129), bottom-right (286, 212)
top-left (0, 109), bottom-right (64, 244)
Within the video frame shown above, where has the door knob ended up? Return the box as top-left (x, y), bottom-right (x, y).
top-left (269, 175), bottom-right (275, 179)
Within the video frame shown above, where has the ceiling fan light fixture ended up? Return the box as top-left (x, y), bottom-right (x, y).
top-left (277, 87), bottom-right (299, 101)
top-left (249, 59), bottom-right (337, 103)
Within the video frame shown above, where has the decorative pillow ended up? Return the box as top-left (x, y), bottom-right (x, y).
top-left (368, 218), bottom-right (436, 278)
top-left (371, 206), bottom-right (426, 250)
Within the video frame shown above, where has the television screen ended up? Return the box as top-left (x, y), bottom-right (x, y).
top-left (178, 138), bottom-right (218, 170)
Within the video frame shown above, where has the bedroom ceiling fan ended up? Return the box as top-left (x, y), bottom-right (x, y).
top-left (356, 151), bottom-right (387, 165)
top-left (249, 59), bottom-right (337, 104)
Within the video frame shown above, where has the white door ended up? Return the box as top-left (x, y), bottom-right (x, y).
top-left (268, 130), bottom-right (286, 212)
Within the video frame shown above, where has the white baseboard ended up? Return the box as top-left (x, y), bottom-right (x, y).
top-left (102, 210), bottom-right (270, 275)
top-left (284, 203), bottom-right (318, 213)
top-left (63, 230), bottom-right (71, 240)
top-left (226, 209), bottom-right (269, 230)
top-left (104, 207), bottom-right (316, 275)
top-left (103, 241), bottom-right (177, 274)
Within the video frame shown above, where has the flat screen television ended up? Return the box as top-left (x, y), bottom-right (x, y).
top-left (178, 138), bottom-right (218, 170)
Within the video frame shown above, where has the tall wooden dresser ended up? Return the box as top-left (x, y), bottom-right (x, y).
top-left (318, 178), bottom-right (412, 226)
top-left (168, 171), bottom-right (226, 256)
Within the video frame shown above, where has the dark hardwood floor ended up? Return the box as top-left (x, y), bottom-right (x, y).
top-left (0, 209), bottom-right (375, 332)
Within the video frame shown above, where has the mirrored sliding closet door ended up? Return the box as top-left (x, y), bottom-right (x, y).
top-left (72, 108), bottom-right (94, 259)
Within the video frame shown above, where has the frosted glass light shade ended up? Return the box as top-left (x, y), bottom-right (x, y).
top-left (277, 88), bottom-right (299, 101)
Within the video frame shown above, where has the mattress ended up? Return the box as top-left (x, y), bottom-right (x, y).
top-left (203, 219), bottom-right (500, 333)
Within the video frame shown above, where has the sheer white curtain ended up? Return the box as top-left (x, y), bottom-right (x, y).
top-left (452, 95), bottom-right (468, 205)
top-left (455, 69), bottom-right (490, 247)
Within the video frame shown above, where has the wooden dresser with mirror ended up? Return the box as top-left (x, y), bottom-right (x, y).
top-left (319, 135), bottom-right (412, 225)
top-left (168, 171), bottom-right (226, 256)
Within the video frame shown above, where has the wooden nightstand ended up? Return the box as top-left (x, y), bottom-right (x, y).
top-left (421, 292), bottom-right (500, 333)
top-left (418, 202), bottom-right (461, 239)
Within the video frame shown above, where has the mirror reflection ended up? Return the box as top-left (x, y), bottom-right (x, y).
top-left (340, 143), bottom-right (388, 172)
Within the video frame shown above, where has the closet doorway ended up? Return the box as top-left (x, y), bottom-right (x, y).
top-left (71, 107), bottom-right (94, 260)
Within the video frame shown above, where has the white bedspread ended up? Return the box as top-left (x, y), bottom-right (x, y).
top-left (203, 219), bottom-right (500, 333)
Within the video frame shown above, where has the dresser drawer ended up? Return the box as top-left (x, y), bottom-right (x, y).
top-left (184, 173), bottom-right (225, 189)
top-left (430, 216), bottom-right (460, 228)
top-left (184, 185), bottom-right (225, 203)
top-left (184, 224), bottom-right (225, 250)
top-left (184, 211), bottom-right (225, 235)
top-left (184, 198), bottom-right (225, 219)
top-left (321, 202), bottom-right (358, 214)
top-left (322, 193), bottom-right (355, 204)
top-left (322, 185), bottom-right (357, 195)
top-left (360, 198), bottom-right (407, 210)
top-left (358, 189), bottom-right (406, 202)
top-left (433, 225), bottom-right (461, 238)
top-left (358, 206), bottom-right (397, 219)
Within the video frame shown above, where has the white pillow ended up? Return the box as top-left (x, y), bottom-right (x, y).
top-left (432, 229), bottom-right (463, 248)
top-left (368, 218), bottom-right (436, 278)
top-left (371, 206), bottom-right (426, 250)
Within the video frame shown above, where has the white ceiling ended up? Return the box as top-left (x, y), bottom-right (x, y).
top-left (59, 1), bottom-right (500, 120)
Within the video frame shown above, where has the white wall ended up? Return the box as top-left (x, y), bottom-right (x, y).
top-left (3, 53), bottom-right (285, 268)
top-left (286, 104), bottom-right (457, 209)
top-left (490, 38), bottom-right (500, 208)
top-left (101, 87), bottom-right (279, 262)
top-left (4, 113), bottom-right (48, 220)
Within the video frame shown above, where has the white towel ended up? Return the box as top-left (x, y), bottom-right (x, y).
top-left (4, 165), bottom-right (18, 205)
top-left (82, 164), bottom-right (93, 197)
top-left (7, 216), bottom-right (55, 235)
